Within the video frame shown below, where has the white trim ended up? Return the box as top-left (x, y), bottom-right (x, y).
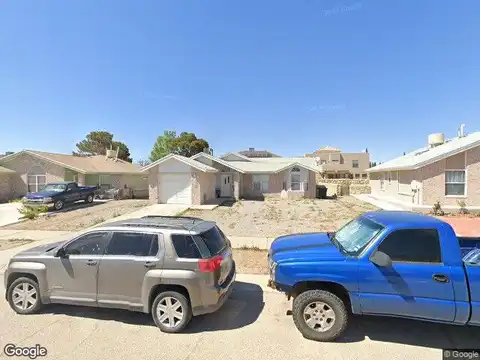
top-left (273, 161), bottom-right (318, 174)
top-left (141, 154), bottom-right (218, 173)
top-left (191, 152), bottom-right (246, 173)
top-left (444, 168), bottom-right (467, 197)
top-left (219, 152), bottom-right (252, 161)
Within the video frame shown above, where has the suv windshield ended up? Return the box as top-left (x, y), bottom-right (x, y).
top-left (193, 226), bottom-right (227, 257)
top-left (331, 217), bottom-right (384, 256)
top-left (41, 184), bottom-right (67, 192)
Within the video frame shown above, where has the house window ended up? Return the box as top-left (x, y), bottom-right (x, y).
top-left (99, 175), bottom-right (111, 189)
top-left (321, 160), bottom-right (327, 164)
top-left (352, 160), bottom-right (359, 168)
top-left (252, 175), bottom-right (269, 192)
top-left (27, 165), bottom-right (46, 193)
top-left (445, 171), bottom-right (466, 196)
top-left (290, 166), bottom-right (301, 191)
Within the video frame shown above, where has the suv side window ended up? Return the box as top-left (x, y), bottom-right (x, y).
top-left (64, 232), bottom-right (110, 256)
top-left (106, 232), bottom-right (158, 256)
top-left (377, 229), bottom-right (442, 263)
top-left (171, 235), bottom-right (201, 258)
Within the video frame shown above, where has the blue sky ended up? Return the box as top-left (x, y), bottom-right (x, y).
top-left (1, 1), bottom-right (479, 162)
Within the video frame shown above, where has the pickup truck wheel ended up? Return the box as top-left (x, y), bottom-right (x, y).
top-left (7, 277), bottom-right (43, 315)
top-left (85, 194), bottom-right (94, 204)
top-left (292, 290), bottom-right (348, 342)
top-left (54, 199), bottom-right (64, 210)
top-left (152, 291), bottom-right (192, 333)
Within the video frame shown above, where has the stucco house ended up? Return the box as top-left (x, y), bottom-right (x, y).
top-left (0, 150), bottom-right (148, 201)
top-left (142, 152), bottom-right (319, 205)
top-left (367, 129), bottom-right (480, 209)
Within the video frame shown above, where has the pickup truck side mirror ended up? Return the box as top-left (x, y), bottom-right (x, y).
top-left (370, 251), bottom-right (392, 267)
top-left (54, 247), bottom-right (68, 258)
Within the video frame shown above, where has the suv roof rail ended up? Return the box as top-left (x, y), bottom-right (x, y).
top-left (116, 222), bottom-right (190, 231)
top-left (141, 215), bottom-right (203, 222)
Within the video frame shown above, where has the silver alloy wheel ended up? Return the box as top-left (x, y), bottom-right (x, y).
top-left (87, 195), bottom-right (93, 202)
top-left (303, 301), bottom-right (336, 332)
top-left (54, 200), bottom-right (63, 210)
top-left (156, 296), bottom-right (184, 328)
top-left (12, 282), bottom-right (38, 311)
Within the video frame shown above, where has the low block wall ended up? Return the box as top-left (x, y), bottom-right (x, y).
top-left (317, 178), bottom-right (371, 196)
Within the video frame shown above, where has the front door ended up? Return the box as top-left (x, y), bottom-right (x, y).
top-left (97, 231), bottom-right (162, 310)
top-left (221, 174), bottom-right (232, 197)
top-left (358, 229), bottom-right (456, 322)
top-left (47, 231), bottom-right (111, 306)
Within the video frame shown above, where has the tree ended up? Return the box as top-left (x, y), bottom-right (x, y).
top-left (369, 161), bottom-right (377, 167)
top-left (136, 159), bottom-right (151, 167)
top-left (74, 131), bottom-right (132, 162)
top-left (149, 130), bottom-right (177, 162)
top-left (149, 131), bottom-right (210, 161)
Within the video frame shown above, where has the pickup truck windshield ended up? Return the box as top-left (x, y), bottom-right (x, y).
top-left (332, 217), bottom-right (384, 256)
top-left (41, 184), bottom-right (67, 192)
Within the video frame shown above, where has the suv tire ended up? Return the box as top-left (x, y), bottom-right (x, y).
top-left (7, 277), bottom-right (43, 315)
top-left (152, 291), bottom-right (192, 333)
top-left (292, 289), bottom-right (348, 342)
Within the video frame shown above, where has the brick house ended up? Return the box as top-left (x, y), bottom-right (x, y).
top-left (367, 129), bottom-right (480, 209)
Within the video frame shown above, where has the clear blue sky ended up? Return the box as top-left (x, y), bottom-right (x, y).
top-left (1, 1), bottom-right (479, 162)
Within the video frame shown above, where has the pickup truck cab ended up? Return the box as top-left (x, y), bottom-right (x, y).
top-left (267, 211), bottom-right (480, 342)
top-left (23, 181), bottom-right (97, 210)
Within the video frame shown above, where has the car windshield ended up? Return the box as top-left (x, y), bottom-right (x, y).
top-left (332, 217), bottom-right (384, 256)
top-left (41, 184), bottom-right (67, 192)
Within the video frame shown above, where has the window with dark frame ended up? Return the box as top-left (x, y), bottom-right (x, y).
top-left (106, 232), bottom-right (158, 256)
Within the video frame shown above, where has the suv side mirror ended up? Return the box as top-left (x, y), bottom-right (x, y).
top-left (54, 247), bottom-right (68, 258)
top-left (370, 251), bottom-right (392, 267)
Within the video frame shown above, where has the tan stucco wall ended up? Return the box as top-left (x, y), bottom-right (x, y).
top-left (1, 153), bottom-right (65, 196)
top-left (147, 168), bottom-right (158, 203)
top-left (0, 174), bottom-right (14, 202)
top-left (192, 172), bottom-right (216, 205)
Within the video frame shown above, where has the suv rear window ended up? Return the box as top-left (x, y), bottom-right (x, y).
top-left (193, 227), bottom-right (226, 256)
top-left (171, 235), bottom-right (202, 258)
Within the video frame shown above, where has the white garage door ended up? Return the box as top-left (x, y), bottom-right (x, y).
top-left (159, 173), bottom-right (192, 204)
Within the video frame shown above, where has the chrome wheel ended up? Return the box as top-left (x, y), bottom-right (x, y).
top-left (303, 301), bottom-right (336, 332)
top-left (54, 200), bottom-right (63, 210)
top-left (12, 282), bottom-right (38, 311)
top-left (156, 296), bottom-right (184, 329)
top-left (87, 195), bottom-right (93, 203)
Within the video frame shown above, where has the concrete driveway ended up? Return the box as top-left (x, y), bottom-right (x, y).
top-left (1, 274), bottom-right (478, 360)
top-left (100, 203), bottom-right (189, 225)
top-left (0, 203), bottom-right (22, 227)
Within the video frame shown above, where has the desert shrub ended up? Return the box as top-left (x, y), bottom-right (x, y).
top-left (431, 201), bottom-right (444, 216)
top-left (457, 200), bottom-right (469, 215)
top-left (19, 205), bottom-right (48, 220)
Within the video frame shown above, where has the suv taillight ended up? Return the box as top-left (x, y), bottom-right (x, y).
top-left (198, 255), bottom-right (222, 273)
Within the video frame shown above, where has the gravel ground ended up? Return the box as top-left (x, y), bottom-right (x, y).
top-left (233, 249), bottom-right (268, 274)
top-left (2, 200), bottom-right (151, 231)
top-left (185, 196), bottom-right (378, 237)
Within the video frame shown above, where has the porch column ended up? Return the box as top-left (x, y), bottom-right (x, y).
top-left (78, 173), bottom-right (86, 186)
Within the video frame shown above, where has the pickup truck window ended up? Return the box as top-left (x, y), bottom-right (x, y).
top-left (333, 217), bottom-right (384, 256)
top-left (106, 232), bottom-right (158, 256)
top-left (377, 229), bottom-right (442, 263)
top-left (64, 232), bottom-right (110, 256)
top-left (42, 184), bottom-right (67, 192)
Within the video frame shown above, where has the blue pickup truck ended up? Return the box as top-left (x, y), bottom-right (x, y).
top-left (267, 211), bottom-right (480, 342)
top-left (23, 181), bottom-right (97, 210)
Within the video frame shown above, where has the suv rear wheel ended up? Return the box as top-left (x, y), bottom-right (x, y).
top-left (292, 290), bottom-right (348, 342)
top-left (7, 277), bottom-right (43, 315)
top-left (152, 291), bottom-right (192, 333)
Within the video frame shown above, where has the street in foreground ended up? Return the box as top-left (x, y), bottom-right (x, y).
top-left (1, 275), bottom-right (479, 360)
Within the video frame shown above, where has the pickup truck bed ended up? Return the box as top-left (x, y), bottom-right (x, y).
top-left (459, 237), bottom-right (480, 257)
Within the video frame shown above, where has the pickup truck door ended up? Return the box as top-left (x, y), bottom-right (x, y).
top-left (66, 183), bottom-right (82, 202)
top-left (96, 231), bottom-right (163, 310)
top-left (357, 229), bottom-right (456, 322)
top-left (47, 231), bottom-right (111, 306)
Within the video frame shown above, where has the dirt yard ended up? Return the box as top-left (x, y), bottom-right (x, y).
top-left (0, 238), bottom-right (35, 251)
top-left (2, 199), bottom-right (151, 231)
top-left (233, 249), bottom-right (268, 274)
top-left (185, 196), bottom-right (378, 237)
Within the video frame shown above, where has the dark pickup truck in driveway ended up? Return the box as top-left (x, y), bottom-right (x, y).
top-left (23, 181), bottom-right (97, 210)
top-left (268, 211), bottom-right (480, 342)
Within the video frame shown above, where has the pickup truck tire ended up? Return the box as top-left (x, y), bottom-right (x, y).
top-left (292, 290), bottom-right (348, 342)
top-left (54, 199), bottom-right (64, 210)
top-left (7, 277), bottom-right (43, 315)
top-left (152, 291), bottom-right (192, 333)
top-left (85, 194), bottom-right (94, 204)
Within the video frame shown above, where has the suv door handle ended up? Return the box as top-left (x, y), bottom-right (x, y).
top-left (144, 261), bottom-right (157, 268)
top-left (432, 274), bottom-right (449, 283)
top-left (86, 260), bottom-right (97, 266)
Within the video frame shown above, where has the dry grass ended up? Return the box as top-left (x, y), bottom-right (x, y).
top-left (184, 196), bottom-right (378, 237)
top-left (0, 238), bottom-right (35, 251)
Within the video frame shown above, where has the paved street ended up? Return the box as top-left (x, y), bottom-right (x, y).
top-left (1, 274), bottom-right (479, 360)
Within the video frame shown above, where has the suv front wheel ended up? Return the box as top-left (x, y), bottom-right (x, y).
top-left (7, 277), bottom-right (43, 315)
top-left (152, 291), bottom-right (192, 333)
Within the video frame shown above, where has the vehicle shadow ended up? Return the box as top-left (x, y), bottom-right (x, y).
top-left (36, 281), bottom-right (264, 333)
top-left (46, 201), bottom-right (103, 214)
top-left (338, 315), bottom-right (480, 348)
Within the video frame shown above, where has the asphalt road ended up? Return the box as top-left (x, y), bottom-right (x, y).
top-left (0, 275), bottom-right (479, 360)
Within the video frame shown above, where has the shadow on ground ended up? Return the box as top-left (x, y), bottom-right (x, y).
top-left (37, 281), bottom-right (264, 333)
top-left (337, 315), bottom-right (480, 348)
top-left (46, 201), bottom-right (103, 214)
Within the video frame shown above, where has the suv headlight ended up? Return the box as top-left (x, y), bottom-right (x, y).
top-left (42, 197), bottom-right (53, 203)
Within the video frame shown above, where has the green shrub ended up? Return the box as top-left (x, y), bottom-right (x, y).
top-left (19, 205), bottom-right (48, 220)
top-left (431, 201), bottom-right (444, 216)
top-left (457, 200), bottom-right (468, 215)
